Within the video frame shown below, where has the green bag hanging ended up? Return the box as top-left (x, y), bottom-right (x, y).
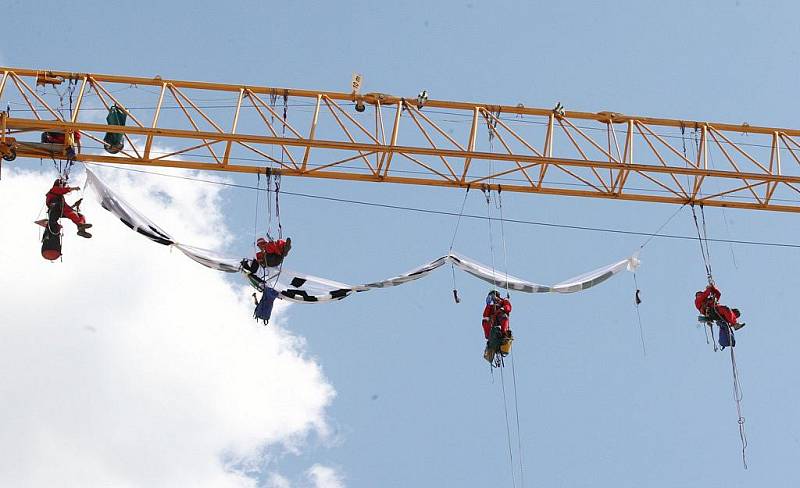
top-left (103, 105), bottom-right (127, 153)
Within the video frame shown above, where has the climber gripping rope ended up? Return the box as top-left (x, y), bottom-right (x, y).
top-left (38, 178), bottom-right (92, 261)
top-left (242, 237), bottom-right (292, 274)
top-left (695, 283), bottom-right (745, 350)
top-left (45, 179), bottom-right (92, 238)
top-left (482, 290), bottom-right (513, 365)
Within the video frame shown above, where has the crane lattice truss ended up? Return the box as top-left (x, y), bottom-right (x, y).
top-left (2, 67), bottom-right (800, 212)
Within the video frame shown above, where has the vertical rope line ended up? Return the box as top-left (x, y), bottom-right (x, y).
top-left (266, 171), bottom-right (273, 239)
top-left (730, 346), bottom-right (748, 469)
top-left (485, 190), bottom-right (498, 289)
top-left (275, 173), bottom-right (283, 239)
top-left (691, 206), bottom-right (713, 283)
top-left (705, 141), bottom-right (738, 268)
top-left (498, 189), bottom-right (511, 297)
top-left (448, 187), bottom-right (470, 302)
top-left (253, 173), bottom-right (261, 247)
top-left (632, 273), bottom-right (647, 356)
top-left (700, 205), bottom-right (713, 279)
top-left (500, 363), bottom-right (518, 488)
top-left (510, 352), bottom-right (525, 487)
top-left (449, 187), bottom-right (470, 252)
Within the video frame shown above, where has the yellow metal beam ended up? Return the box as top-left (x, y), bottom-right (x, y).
top-left (2, 66), bottom-right (800, 213)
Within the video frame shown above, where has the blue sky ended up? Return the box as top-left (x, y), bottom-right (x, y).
top-left (3, 1), bottom-right (800, 486)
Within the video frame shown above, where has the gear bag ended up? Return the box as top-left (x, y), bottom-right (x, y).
top-left (254, 287), bottom-right (280, 323)
top-left (718, 322), bottom-right (736, 349)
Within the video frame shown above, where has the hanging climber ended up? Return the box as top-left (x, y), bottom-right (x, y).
top-left (482, 290), bottom-right (513, 363)
top-left (41, 131), bottom-right (81, 160)
top-left (258, 236), bottom-right (292, 268)
top-left (695, 284), bottom-right (745, 349)
top-left (241, 237), bottom-right (292, 273)
top-left (46, 178), bottom-right (92, 238)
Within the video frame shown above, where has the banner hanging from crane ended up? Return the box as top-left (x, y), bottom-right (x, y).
top-left (85, 168), bottom-right (640, 303)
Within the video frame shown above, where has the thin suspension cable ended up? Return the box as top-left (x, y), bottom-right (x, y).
top-left (510, 352), bottom-right (525, 488)
top-left (499, 363), bottom-right (518, 488)
top-left (627, 203), bottom-right (688, 357)
top-left (448, 187), bottom-right (471, 252)
top-left (700, 205), bottom-right (713, 279)
top-left (448, 187), bottom-right (470, 303)
top-left (253, 173), bottom-right (261, 247)
top-left (89, 164), bottom-right (800, 250)
top-left (498, 189), bottom-right (511, 298)
top-left (632, 273), bottom-right (647, 356)
top-left (639, 204), bottom-right (686, 250)
top-left (729, 346), bottom-right (748, 469)
top-left (486, 130), bottom-right (499, 289)
top-left (691, 205), bottom-right (714, 282)
top-left (485, 190), bottom-right (498, 288)
top-left (61, 138), bottom-right (800, 206)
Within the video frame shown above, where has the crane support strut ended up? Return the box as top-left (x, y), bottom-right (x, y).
top-left (3, 66), bottom-right (800, 213)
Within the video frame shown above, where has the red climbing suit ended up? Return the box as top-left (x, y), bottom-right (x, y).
top-left (695, 284), bottom-right (739, 326)
top-left (46, 182), bottom-right (85, 226)
top-left (482, 296), bottom-right (512, 339)
top-left (255, 237), bottom-right (292, 267)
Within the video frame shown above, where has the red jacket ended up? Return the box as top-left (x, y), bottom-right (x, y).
top-left (46, 185), bottom-right (76, 206)
top-left (265, 239), bottom-right (289, 256)
top-left (482, 298), bottom-right (512, 338)
top-left (695, 285), bottom-right (739, 326)
top-left (715, 305), bottom-right (739, 326)
top-left (483, 299), bottom-right (512, 321)
top-left (694, 284), bottom-right (720, 315)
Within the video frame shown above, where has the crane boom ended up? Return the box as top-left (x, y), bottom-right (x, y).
top-left (2, 66), bottom-right (800, 212)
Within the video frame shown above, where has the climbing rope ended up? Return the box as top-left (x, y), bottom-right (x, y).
top-left (498, 188), bottom-right (511, 299)
top-left (729, 345), bottom-right (748, 469)
top-left (274, 173), bottom-right (283, 239)
top-left (632, 272), bottom-right (646, 356)
top-left (448, 186), bottom-right (470, 303)
top-left (510, 351), bottom-right (526, 488)
top-left (690, 205), bottom-right (747, 467)
top-left (253, 172), bottom-right (261, 249)
top-left (629, 203), bottom-right (685, 356)
top-left (499, 362), bottom-right (518, 488)
top-left (484, 188), bottom-right (499, 289)
top-left (703, 139), bottom-right (739, 269)
top-left (691, 204), bottom-right (714, 284)
top-left (266, 170), bottom-right (273, 237)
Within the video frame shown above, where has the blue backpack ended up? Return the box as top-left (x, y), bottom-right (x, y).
top-left (255, 288), bottom-right (280, 323)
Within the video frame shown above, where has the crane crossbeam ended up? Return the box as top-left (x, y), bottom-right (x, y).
top-left (2, 66), bottom-right (800, 212)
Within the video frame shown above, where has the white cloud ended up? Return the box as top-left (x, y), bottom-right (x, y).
top-left (307, 464), bottom-right (345, 488)
top-left (266, 472), bottom-right (292, 488)
top-left (0, 167), bottom-right (336, 487)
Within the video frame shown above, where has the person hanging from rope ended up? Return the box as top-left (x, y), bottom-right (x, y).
top-left (41, 130), bottom-right (81, 160)
top-left (242, 236), bottom-right (292, 273)
top-left (695, 284), bottom-right (745, 349)
top-left (45, 178), bottom-right (92, 238)
top-left (482, 290), bottom-right (513, 363)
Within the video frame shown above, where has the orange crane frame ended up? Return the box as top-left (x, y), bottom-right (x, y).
top-left (2, 66), bottom-right (800, 212)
